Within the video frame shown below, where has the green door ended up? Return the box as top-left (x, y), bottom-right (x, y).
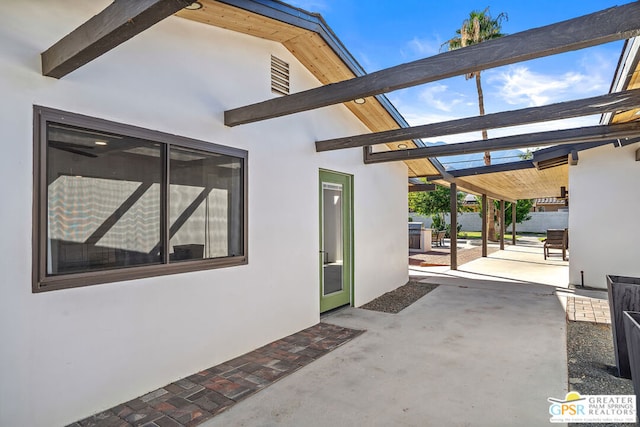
top-left (319, 170), bottom-right (353, 313)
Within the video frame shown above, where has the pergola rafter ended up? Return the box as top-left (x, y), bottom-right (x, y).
top-left (316, 89), bottom-right (640, 152)
top-left (364, 122), bottom-right (640, 164)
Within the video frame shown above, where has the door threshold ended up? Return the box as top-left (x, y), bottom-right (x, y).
top-left (320, 303), bottom-right (351, 319)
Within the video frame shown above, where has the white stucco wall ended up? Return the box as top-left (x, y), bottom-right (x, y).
top-left (0, 2), bottom-right (408, 426)
top-left (569, 142), bottom-right (640, 289)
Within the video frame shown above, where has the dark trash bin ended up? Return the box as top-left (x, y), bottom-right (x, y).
top-left (607, 275), bottom-right (640, 378)
top-left (623, 311), bottom-right (640, 423)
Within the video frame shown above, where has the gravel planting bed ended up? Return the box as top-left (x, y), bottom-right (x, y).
top-left (567, 321), bottom-right (635, 427)
top-left (360, 279), bottom-right (438, 314)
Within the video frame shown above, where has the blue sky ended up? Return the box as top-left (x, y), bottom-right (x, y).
top-left (287, 0), bottom-right (629, 159)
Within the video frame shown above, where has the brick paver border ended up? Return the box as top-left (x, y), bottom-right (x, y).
top-left (68, 323), bottom-right (363, 427)
top-left (566, 296), bottom-right (611, 325)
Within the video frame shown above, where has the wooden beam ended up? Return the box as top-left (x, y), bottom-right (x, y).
top-left (449, 160), bottom-right (535, 178)
top-left (224, 3), bottom-right (640, 126)
top-left (316, 89), bottom-right (640, 151)
top-left (42, 0), bottom-right (192, 78)
top-left (408, 184), bottom-right (436, 192)
top-left (365, 122), bottom-right (640, 164)
top-left (449, 176), bottom-right (516, 203)
top-left (450, 183), bottom-right (458, 270)
top-left (482, 194), bottom-right (488, 257)
top-left (410, 174), bottom-right (444, 181)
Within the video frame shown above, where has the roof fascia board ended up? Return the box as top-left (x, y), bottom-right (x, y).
top-left (602, 36), bottom-right (640, 124)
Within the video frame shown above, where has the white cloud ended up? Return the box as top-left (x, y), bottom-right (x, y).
top-left (577, 49), bottom-right (618, 93)
top-left (415, 84), bottom-right (464, 112)
top-left (490, 50), bottom-right (614, 108)
top-left (491, 66), bottom-right (590, 107)
top-left (403, 37), bottom-right (441, 59)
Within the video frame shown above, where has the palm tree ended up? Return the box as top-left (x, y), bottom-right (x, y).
top-left (445, 8), bottom-right (507, 240)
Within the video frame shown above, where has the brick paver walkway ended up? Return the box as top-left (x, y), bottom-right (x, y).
top-left (68, 323), bottom-right (363, 427)
top-left (566, 296), bottom-right (611, 324)
top-left (409, 244), bottom-right (499, 267)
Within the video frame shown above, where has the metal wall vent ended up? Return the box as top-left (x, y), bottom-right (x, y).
top-left (271, 55), bottom-right (290, 96)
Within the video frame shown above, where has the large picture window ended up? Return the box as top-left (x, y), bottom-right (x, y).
top-left (33, 106), bottom-right (247, 292)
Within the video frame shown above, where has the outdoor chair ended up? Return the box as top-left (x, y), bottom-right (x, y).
top-left (431, 230), bottom-right (446, 247)
top-left (543, 228), bottom-right (568, 261)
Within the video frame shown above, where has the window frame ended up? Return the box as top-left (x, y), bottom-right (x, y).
top-left (33, 106), bottom-right (248, 293)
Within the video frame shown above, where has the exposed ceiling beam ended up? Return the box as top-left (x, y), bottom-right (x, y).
top-left (531, 140), bottom-right (617, 163)
top-left (408, 184), bottom-right (436, 192)
top-left (364, 122), bottom-right (640, 164)
top-left (445, 175), bottom-right (516, 203)
top-left (41, 0), bottom-right (192, 79)
top-left (316, 89), bottom-right (640, 152)
top-left (224, 3), bottom-right (640, 126)
top-left (448, 161), bottom-right (535, 178)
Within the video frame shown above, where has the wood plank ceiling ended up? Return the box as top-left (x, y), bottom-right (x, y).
top-left (436, 165), bottom-right (569, 201)
top-left (176, 0), bottom-right (440, 177)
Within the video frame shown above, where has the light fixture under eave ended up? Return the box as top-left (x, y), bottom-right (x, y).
top-left (184, 2), bottom-right (203, 10)
top-left (353, 98), bottom-right (366, 105)
top-left (94, 140), bottom-right (108, 146)
top-left (397, 144), bottom-right (408, 149)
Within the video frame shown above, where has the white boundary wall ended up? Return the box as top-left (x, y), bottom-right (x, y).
top-left (568, 142), bottom-right (640, 289)
top-left (409, 212), bottom-right (568, 233)
top-left (0, 2), bottom-right (408, 425)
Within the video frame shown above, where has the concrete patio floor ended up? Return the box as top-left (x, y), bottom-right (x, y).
top-left (202, 243), bottom-right (570, 426)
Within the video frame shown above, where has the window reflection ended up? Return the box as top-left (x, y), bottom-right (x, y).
top-left (47, 125), bottom-right (162, 275)
top-left (169, 147), bottom-right (243, 261)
